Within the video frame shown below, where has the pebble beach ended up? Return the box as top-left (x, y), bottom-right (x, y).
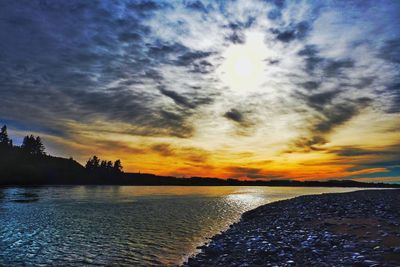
top-left (184, 189), bottom-right (400, 267)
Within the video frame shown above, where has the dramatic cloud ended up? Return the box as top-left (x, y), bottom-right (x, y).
top-left (1, 0), bottom-right (399, 182)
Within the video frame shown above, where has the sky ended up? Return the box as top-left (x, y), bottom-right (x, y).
top-left (1, 0), bottom-right (399, 182)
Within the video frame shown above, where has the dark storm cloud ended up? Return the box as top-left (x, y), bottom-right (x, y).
top-left (297, 45), bottom-right (324, 73)
top-left (314, 101), bottom-right (365, 133)
top-left (307, 90), bottom-right (342, 110)
top-left (151, 143), bottom-right (175, 157)
top-left (0, 82), bottom-right (198, 138)
top-left (184, 0), bottom-right (208, 12)
top-left (385, 83), bottom-right (400, 113)
top-left (0, 0), bottom-right (218, 139)
top-left (118, 32), bottom-right (142, 42)
top-left (315, 104), bottom-right (357, 133)
top-left (176, 50), bottom-right (213, 66)
top-left (297, 45), bottom-right (355, 77)
top-left (266, 59), bottom-right (280, 65)
top-left (158, 110), bottom-right (194, 138)
top-left (222, 17), bottom-right (257, 45)
top-left (323, 59), bottom-right (354, 77)
top-left (276, 31), bottom-right (296, 42)
top-left (289, 88), bottom-right (372, 151)
top-left (127, 0), bottom-right (162, 11)
top-left (68, 88), bottom-right (153, 123)
top-left (143, 69), bottom-right (163, 80)
top-left (267, 0), bottom-right (286, 8)
top-left (228, 17), bottom-right (256, 31)
top-left (147, 41), bottom-right (213, 72)
top-left (354, 77), bottom-right (375, 89)
top-left (148, 41), bottom-right (181, 54)
top-left (159, 84), bottom-right (215, 110)
top-left (159, 87), bottom-right (196, 109)
top-left (378, 38), bottom-right (400, 64)
top-left (0, 0), bottom-right (150, 90)
top-left (272, 21), bottom-right (310, 42)
top-left (223, 108), bottom-right (254, 130)
top-left (224, 109), bottom-right (244, 123)
top-left (332, 146), bottom-right (399, 157)
top-left (291, 136), bottom-right (327, 152)
top-left (190, 59), bottom-right (215, 74)
top-left (300, 81), bottom-right (320, 90)
top-left (226, 31), bottom-right (246, 44)
top-left (267, 9), bottom-right (281, 20)
top-left (289, 26), bottom-right (382, 152)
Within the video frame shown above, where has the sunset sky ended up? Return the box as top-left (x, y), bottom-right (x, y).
top-left (1, 0), bottom-right (399, 182)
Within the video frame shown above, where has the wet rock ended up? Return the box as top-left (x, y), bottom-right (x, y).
top-left (362, 260), bottom-right (379, 266)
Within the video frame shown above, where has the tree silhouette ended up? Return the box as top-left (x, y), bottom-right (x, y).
top-left (85, 156), bottom-right (100, 170)
top-left (21, 135), bottom-right (45, 155)
top-left (0, 125), bottom-right (12, 148)
top-left (113, 159), bottom-right (123, 173)
top-left (85, 156), bottom-right (123, 175)
top-left (100, 160), bottom-right (107, 169)
top-left (106, 161), bottom-right (113, 170)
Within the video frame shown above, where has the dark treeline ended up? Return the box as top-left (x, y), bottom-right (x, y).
top-left (0, 125), bottom-right (123, 185)
top-left (0, 124), bottom-right (399, 187)
top-left (118, 174), bottom-right (399, 188)
top-left (85, 156), bottom-right (123, 178)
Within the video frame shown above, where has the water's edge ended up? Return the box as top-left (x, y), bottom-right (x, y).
top-left (184, 189), bottom-right (400, 266)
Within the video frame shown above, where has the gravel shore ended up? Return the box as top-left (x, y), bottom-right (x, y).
top-left (184, 189), bottom-right (400, 267)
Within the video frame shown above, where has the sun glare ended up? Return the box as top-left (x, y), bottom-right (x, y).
top-left (234, 56), bottom-right (254, 77)
top-left (219, 32), bottom-right (270, 93)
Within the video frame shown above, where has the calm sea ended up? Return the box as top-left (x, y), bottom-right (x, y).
top-left (0, 186), bottom-right (363, 266)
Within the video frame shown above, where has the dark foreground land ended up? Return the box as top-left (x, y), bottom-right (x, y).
top-left (184, 190), bottom-right (400, 267)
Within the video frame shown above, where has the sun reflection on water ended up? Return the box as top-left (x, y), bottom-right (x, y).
top-left (0, 186), bottom-right (365, 266)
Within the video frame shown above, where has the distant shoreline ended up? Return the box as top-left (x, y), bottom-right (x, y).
top-left (2, 183), bottom-right (400, 188)
top-left (184, 189), bottom-right (400, 266)
top-left (2, 171), bottom-right (399, 188)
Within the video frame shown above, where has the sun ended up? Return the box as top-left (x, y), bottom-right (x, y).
top-left (218, 32), bottom-right (270, 93)
top-left (234, 56), bottom-right (254, 77)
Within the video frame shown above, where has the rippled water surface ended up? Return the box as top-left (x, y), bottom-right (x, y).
top-left (0, 186), bottom-right (363, 266)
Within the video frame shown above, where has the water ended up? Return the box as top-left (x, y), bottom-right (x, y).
top-left (0, 186), bottom-right (363, 266)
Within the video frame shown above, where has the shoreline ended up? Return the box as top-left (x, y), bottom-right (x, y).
top-left (2, 184), bottom-right (399, 188)
top-left (184, 189), bottom-right (400, 267)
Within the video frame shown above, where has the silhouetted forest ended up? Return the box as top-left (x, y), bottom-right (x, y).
top-left (0, 125), bottom-right (398, 187)
top-left (0, 125), bottom-right (122, 185)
